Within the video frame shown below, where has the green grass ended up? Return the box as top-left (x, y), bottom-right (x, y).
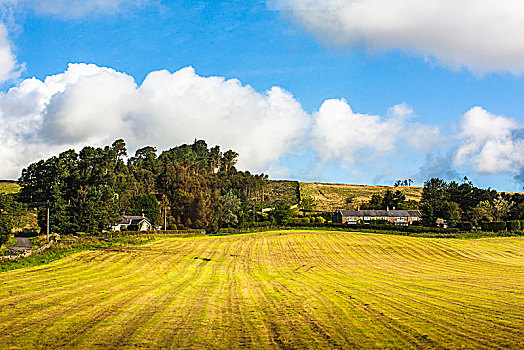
top-left (300, 182), bottom-right (423, 211)
top-left (0, 181), bottom-right (20, 194)
top-left (0, 230), bottom-right (523, 349)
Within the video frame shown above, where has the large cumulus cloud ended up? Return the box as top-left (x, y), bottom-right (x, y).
top-left (310, 98), bottom-right (441, 165)
top-left (0, 63), bottom-right (309, 178)
top-left (273, 0), bottom-right (524, 74)
top-left (454, 107), bottom-right (524, 174)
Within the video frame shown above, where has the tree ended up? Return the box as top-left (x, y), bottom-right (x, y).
top-left (271, 201), bottom-right (292, 225)
top-left (299, 196), bottom-right (316, 211)
top-left (420, 178), bottom-right (448, 227)
top-left (441, 201), bottom-right (461, 227)
top-left (368, 194), bottom-right (383, 209)
top-left (0, 194), bottom-right (21, 245)
top-left (128, 194), bottom-right (161, 224)
top-left (492, 195), bottom-right (513, 221)
top-left (222, 150), bottom-right (239, 173)
top-left (221, 191), bottom-right (242, 227)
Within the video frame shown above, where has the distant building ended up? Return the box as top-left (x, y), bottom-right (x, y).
top-left (111, 215), bottom-right (153, 231)
top-left (333, 209), bottom-right (421, 226)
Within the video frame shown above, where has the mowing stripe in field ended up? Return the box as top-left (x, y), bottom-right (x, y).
top-left (0, 230), bottom-right (523, 349)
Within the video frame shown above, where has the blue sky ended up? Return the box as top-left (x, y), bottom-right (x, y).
top-left (1, 0), bottom-right (523, 192)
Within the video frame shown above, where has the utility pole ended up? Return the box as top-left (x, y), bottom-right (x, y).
top-left (46, 205), bottom-right (50, 243)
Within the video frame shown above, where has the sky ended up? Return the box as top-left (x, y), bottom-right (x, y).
top-left (0, 0), bottom-right (523, 192)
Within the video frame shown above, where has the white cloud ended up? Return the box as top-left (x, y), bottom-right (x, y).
top-left (0, 63), bottom-right (309, 178)
top-left (454, 107), bottom-right (524, 174)
top-left (0, 22), bottom-right (21, 83)
top-left (310, 99), bottom-right (440, 164)
top-left (273, 0), bottom-right (524, 74)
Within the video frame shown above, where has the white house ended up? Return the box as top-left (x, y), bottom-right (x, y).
top-left (111, 215), bottom-right (153, 231)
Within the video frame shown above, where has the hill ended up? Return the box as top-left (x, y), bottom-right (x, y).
top-left (298, 182), bottom-right (423, 211)
top-left (0, 180), bottom-right (20, 194)
top-left (0, 230), bottom-right (522, 348)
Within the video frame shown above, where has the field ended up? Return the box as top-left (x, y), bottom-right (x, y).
top-left (0, 230), bottom-right (523, 349)
top-left (300, 182), bottom-right (423, 211)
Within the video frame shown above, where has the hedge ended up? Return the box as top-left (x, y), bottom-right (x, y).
top-left (480, 221), bottom-right (506, 232)
top-left (284, 222), bottom-right (459, 234)
top-left (506, 220), bottom-right (520, 232)
top-left (456, 222), bottom-right (473, 231)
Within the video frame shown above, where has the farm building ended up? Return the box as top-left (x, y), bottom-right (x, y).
top-left (333, 209), bottom-right (421, 226)
top-left (111, 215), bottom-right (154, 231)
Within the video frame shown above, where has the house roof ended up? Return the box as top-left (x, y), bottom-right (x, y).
top-left (115, 215), bottom-right (152, 225)
top-left (336, 210), bottom-right (421, 218)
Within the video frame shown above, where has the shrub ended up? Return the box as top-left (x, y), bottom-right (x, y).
top-left (520, 220), bottom-right (524, 230)
top-left (506, 220), bottom-right (520, 232)
top-left (480, 221), bottom-right (506, 232)
top-left (301, 217), bottom-right (310, 224)
top-left (457, 222), bottom-right (473, 232)
top-left (316, 216), bottom-right (326, 224)
top-left (373, 219), bottom-right (388, 225)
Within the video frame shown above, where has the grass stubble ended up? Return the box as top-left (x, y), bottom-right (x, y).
top-left (0, 230), bottom-right (523, 349)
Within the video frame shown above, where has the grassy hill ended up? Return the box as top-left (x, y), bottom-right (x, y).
top-left (0, 180), bottom-right (38, 232)
top-left (0, 180), bottom-right (20, 194)
top-left (0, 230), bottom-right (522, 349)
top-left (299, 182), bottom-right (423, 211)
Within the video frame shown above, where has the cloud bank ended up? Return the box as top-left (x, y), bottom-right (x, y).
top-left (1, 63), bottom-right (521, 187)
top-left (273, 0), bottom-right (524, 74)
top-left (311, 99), bottom-right (441, 164)
top-left (0, 64), bottom-right (309, 178)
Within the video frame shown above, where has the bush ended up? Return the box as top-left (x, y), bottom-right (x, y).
top-left (506, 220), bottom-right (520, 232)
top-left (315, 216), bottom-right (326, 224)
top-left (301, 217), bottom-right (310, 224)
top-left (520, 220), bottom-right (524, 230)
top-left (480, 221), bottom-right (506, 232)
top-left (457, 222), bottom-right (473, 232)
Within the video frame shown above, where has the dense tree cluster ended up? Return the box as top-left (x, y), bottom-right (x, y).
top-left (420, 178), bottom-right (524, 227)
top-left (362, 189), bottom-right (418, 210)
top-left (18, 139), bottom-right (269, 234)
top-left (0, 194), bottom-right (23, 245)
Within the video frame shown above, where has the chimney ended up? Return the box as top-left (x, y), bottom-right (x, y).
top-left (387, 206), bottom-right (389, 211)
top-left (357, 205), bottom-right (360, 211)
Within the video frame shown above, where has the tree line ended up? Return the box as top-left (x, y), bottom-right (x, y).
top-left (17, 139), bottom-right (270, 234)
top-left (419, 177), bottom-right (524, 228)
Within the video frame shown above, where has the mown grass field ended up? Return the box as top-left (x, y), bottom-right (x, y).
top-left (0, 230), bottom-right (523, 349)
top-left (300, 182), bottom-right (423, 211)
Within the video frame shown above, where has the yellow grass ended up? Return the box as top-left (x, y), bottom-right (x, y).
top-left (0, 181), bottom-right (20, 194)
top-left (300, 182), bottom-right (423, 211)
top-left (0, 230), bottom-right (523, 349)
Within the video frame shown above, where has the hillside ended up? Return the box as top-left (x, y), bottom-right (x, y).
top-left (299, 182), bottom-right (423, 211)
top-left (0, 180), bottom-right (20, 194)
top-left (1, 230), bottom-right (522, 349)
top-left (0, 180), bottom-right (38, 231)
